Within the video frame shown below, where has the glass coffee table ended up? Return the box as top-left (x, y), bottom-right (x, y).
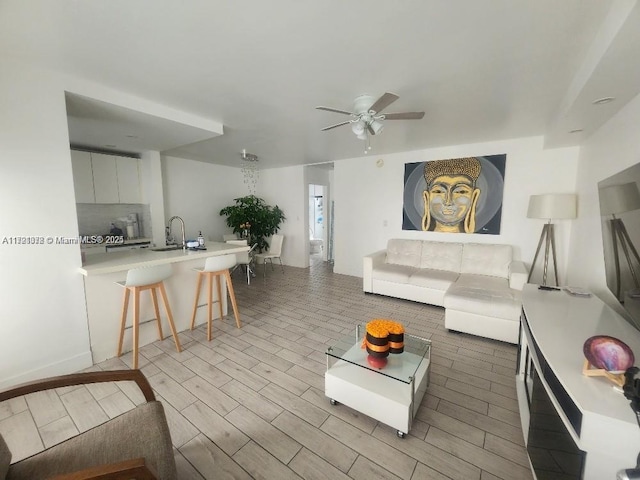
top-left (325, 325), bottom-right (431, 438)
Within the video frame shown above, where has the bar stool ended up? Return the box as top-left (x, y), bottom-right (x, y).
top-left (116, 264), bottom-right (182, 369)
top-left (190, 254), bottom-right (241, 341)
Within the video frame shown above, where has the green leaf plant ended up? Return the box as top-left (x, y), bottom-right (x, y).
top-left (219, 195), bottom-right (286, 252)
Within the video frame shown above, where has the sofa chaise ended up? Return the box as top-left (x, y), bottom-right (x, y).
top-left (363, 239), bottom-right (528, 344)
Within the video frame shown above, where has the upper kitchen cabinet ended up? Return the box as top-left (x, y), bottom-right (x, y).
top-left (70, 150), bottom-right (95, 203)
top-left (91, 153), bottom-right (119, 203)
top-left (70, 150), bottom-right (142, 204)
top-left (115, 156), bottom-right (141, 203)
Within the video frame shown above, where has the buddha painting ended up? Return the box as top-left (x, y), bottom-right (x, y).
top-left (422, 157), bottom-right (481, 233)
top-left (402, 154), bottom-right (505, 234)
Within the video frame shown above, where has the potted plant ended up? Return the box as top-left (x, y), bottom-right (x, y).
top-left (219, 195), bottom-right (286, 252)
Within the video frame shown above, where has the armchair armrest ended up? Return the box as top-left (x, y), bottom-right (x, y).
top-left (509, 261), bottom-right (529, 291)
top-left (49, 458), bottom-right (157, 480)
top-left (363, 249), bottom-right (387, 293)
top-left (0, 370), bottom-right (155, 403)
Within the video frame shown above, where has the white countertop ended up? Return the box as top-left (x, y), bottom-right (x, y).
top-left (79, 242), bottom-right (248, 276)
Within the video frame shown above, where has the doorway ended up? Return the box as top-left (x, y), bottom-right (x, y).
top-left (309, 184), bottom-right (325, 266)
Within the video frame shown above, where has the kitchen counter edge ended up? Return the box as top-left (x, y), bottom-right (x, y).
top-left (78, 242), bottom-right (249, 276)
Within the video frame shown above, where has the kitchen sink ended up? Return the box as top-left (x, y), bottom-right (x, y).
top-left (150, 245), bottom-right (180, 252)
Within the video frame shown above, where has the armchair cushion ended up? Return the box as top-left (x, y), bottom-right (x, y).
top-left (0, 433), bottom-right (10, 480)
top-left (7, 401), bottom-right (174, 480)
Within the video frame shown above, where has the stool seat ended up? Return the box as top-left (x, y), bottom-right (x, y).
top-left (117, 264), bottom-right (182, 369)
top-left (204, 254), bottom-right (238, 272)
top-left (190, 254), bottom-right (241, 341)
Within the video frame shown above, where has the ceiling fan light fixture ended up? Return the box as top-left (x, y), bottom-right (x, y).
top-left (351, 121), bottom-right (365, 136)
top-left (370, 119), bottom-right (384, 135)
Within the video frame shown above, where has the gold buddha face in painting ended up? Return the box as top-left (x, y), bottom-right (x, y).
top-left (422, 157), bottom-right (481, 233)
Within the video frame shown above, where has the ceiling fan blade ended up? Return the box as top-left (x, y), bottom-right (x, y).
top-left (316, 106), bottom-right (355, 116)
top-left (321, 120), bottom-right (352, 131)
top-left (367, 124), bottom-right (376, 136)
top-left (368, 92), bottom-right (399, 114)
top-left (383, 112), bottom-right (425, 120)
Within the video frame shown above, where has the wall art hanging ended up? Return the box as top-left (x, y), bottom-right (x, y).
top-left (403, 154), bottom-right (506, 234)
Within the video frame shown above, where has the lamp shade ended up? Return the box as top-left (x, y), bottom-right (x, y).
top-left (599, 182), bottom-right (640, 215)
top-left (527, 193), bottom-right (577, 220)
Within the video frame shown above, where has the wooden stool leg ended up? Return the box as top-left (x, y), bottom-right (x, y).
top-left (132, 287), bottom-right (140, 369)
top-left (215, 273), bottom-right (224, 322)
top-left (117, 288), bottom-right (130, 357)
top-left (150, 287), bottom-right (164, 341)
top-left (158, 282), bottom-right (182, 353)
top-left (224, 269), bottom-right (242, 328)
top-left (207, 272), bottom-right (213, 342)
top-left (190, 272), bottom-right (203, 330)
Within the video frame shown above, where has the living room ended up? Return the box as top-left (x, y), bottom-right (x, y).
top-left (2, 1), bottom-right (640, 478)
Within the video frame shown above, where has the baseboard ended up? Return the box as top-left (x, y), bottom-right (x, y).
top-left (0, 350), bottom-right (93, 390)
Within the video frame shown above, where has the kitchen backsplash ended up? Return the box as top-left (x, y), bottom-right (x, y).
top-left (76, 203), bottom-right (152, 239)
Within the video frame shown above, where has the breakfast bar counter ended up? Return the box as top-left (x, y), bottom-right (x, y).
top-left (79, 242), bottom-right (249, 364)
top-left (79, 242), bottom-right (248, 276)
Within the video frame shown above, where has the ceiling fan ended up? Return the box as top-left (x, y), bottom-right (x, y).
top-left (316, 92), bottom-right (425, 152)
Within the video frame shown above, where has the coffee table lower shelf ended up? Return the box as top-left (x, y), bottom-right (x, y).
top-left (324, 344), bottom-right (430, 437)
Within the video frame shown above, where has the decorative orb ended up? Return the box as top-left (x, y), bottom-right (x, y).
top-left (583, 335), bottom-right (635, 373)
top-left (367, 355), bottom-right (388, 369)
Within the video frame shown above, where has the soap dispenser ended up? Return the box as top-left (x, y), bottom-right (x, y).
top-left (197, 231), bottom-right (205, 247)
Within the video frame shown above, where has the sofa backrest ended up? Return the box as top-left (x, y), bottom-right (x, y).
top-left (419, 241), bottom-right (463, 272)
top-left (385, 239), bottom-right (422, 267)
top-left (460, 243), bottom-right (512, 278)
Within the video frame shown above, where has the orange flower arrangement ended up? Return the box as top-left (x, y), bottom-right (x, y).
top-left (362, 319), bottom-right (405, 358)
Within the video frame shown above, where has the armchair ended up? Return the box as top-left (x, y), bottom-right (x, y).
top-left (0, 370), bottom-right (177, 480)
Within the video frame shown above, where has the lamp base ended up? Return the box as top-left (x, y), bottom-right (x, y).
top-left (528, 222), bottom-right (559, 286)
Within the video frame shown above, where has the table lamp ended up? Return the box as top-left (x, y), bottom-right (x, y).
top-left (527, 193), bottom-right (577, 286)
top-left (599, 182), bottom-right (640, 301)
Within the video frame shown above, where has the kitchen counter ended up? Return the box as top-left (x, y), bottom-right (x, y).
top-left (79, 242), bottom-right (248, 276)
top-left (79, 241), bottom-right (249, 364)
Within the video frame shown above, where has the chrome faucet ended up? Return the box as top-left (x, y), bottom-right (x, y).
top-left (167, 216), bottom-right (186, 251)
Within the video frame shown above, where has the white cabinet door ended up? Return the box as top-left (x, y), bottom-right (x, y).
top-left (91, 153), bottom-right (119, 203)
top-left (70, 150), bottom-right (95, 203)
top-left (116, 157), bottom-right (141, 203)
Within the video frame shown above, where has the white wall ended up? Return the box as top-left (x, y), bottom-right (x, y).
top-left (567, 91), bottom-right (640, 310)
top-left (0, 61), bottom-right (92, 388)
top-left (162, 155), bottom-right (245, 242)
top-left (332, 137), bottom-right (580, 278)
top-left (259, 166), bottom-right (307, 267)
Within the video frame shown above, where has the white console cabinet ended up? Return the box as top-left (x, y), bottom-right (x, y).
top-left (517, 284), bottom-right (640, 480)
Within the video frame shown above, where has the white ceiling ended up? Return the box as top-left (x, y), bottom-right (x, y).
top-left (3, 0), bottom-right (640, 169)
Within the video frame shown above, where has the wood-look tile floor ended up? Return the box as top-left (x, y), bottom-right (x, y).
top-left (0, 258), bottom-right (533, 480)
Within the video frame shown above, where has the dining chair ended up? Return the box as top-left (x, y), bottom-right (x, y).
top-left (254, 234), bottom-right (284, 280)
top-left (226, 240), bottom-right (258, 285)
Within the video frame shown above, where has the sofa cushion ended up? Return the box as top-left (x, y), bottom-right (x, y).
top-left (460, 243), bottom-right (512, 278)
top-left (372, 263), bottom-right (415, 284)
top-left (385, 239), bottom-right (422, 267)
top-left (0, 433), bottom-right (10, 480)
top-left (419, 241), bottom-right (463, 272)
top-left (444, 274), bottom-right (521, 320)
top-left (410, 269), bottom-right (459, 291)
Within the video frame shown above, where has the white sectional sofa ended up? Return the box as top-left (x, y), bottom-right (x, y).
top-left (363, 239), bottom-right (528, 344)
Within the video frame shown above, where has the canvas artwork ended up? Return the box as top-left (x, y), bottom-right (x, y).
top-left (403, 154), bottom-right (506, 234)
